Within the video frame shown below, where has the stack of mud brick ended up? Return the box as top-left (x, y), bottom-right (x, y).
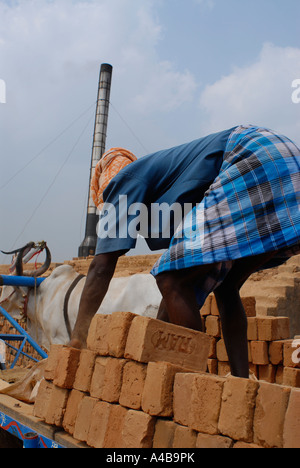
top-left (33, 310), bottom-right (300, 449)
top-left (201, 294), bottom-right (300, 388)
top-left (0, 316), bottom-right (42, 368)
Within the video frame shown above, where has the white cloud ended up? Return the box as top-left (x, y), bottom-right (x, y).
top-left (133, 61), bottom-right (197, 113)
top-left (0, 0), bottom-right (199, 261)
top-left (199, 43), bottom-right (300, 145)
top-left (0, 0), bottom-right (196, 117)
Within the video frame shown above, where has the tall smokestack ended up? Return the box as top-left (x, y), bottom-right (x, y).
top-left (78, 63), bottom-right (113, 258)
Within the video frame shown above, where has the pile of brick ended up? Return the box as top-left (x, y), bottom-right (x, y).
top-left (0, 316), bottom-right (42, 368)
top-left (33, 311), bottom-right (300, 449)
top-left (202, 294), bottom-right (300, 388)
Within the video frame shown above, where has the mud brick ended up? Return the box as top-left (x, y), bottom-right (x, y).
top-left (247, 317), bottom-right (258, 341)
top-left (73, 396), bottom-right (98, 443)
top-left (125, 316), bottom-right (212, 372)
top-left (44, 344), bottom-right (63, 381)
top-left (268, 340), bottom-right (284, 365)
top-left (103, 405), bottom-right (128, 448)
top-left (253, 381), bottom-right (291, 448)
top-left (122, 410), bottom-right (156, 449)
top-left (119, 361), bottom-right (147, 410)
top-left (248, 342), bottom-right (252, 363)
top-left (53, 346), bottom-right (81, 389)
top-left (45, 385), bottom-right (69, 427)
top-left (211, 295), bottom-right (219, 316)
top-left (275, 366), bottom-right (284, 385)
top-left (89, 356), bottom-right (127, 402)
top-left (73, 349), bottom-right (96, 393)
top-left (87, 314), bottom-right (111, 355)
top-left (142, 362), bottom-right (193, 417)
top-left (242, 297), bottom-right (256, 317)
top-left (208, 337), bottom-right (217, 359)
top-left (211, 295), bottom-right (255, 318)
top-left (87, 401), bottom-right (111, 448)
top-left (258, 365), bottom-right (276, 383)
top-left (189, 373), bottom-right (226, 435)
top-left (63, 389), bottom-right (86, 436)
top-left (200, 294), bottom-right (212, 316)
top-left (196, 433), bottom-right (233, 449)
top-left (216, 339), bottom-right (229, 362)
top-left (153, 420), bottom-right (177, 449)
top-left (173, 426), bottom-right (197, 449)
top-left (249, 363), bottom-right (258, 380)
top-left (233, 442), bottom-right (263, 449)
top-left (173, 373), bottom-right (197, 426)
top-left (107, 311), bottom-right (137, 358)
top-left (34, 379), bottom-right (54, 420)
top-left (283, 388), bottom-right (300, 448)
top-left (89, 357), bottom-right (110, 399)
top-left (101, 358), bottom-right (128, 403)
top-left (217, 362), bottom-right (230, 377)
top-left (250, 341), bottom-right (269, 365)
top-left (207, 358), bottom-right (218, 375)
top-left (257, 317), bottom-right (290, 341)
top-left (218, 376), bottom-right (259, 443)
top-left (205, 315), bottom-right (221, 338)
top-left (282, 367), bottom-right (300, 388)
top-left (283, 340), bottom-right (300, 369)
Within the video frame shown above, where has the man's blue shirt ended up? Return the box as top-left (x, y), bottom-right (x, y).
top-left (96, 127), bottom-right (236, 254)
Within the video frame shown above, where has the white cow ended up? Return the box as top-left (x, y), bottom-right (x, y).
top-left (0, 243), bottom-right (162, 351)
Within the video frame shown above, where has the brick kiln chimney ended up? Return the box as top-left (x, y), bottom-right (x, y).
top-left (78, 63), bottom-right (113, 258)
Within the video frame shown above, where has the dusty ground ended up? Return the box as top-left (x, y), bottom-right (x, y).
top-left (0, 253), bottom-right (280, 279)
top-left (0, 254), bottom-right (162, 277)
top-left (0, 253), bottom-right (287, 310)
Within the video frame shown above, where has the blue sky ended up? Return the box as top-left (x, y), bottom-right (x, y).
top-left (159, 0), bottom-right (300, 78)
top-left (0, 0), bottom-right (300, 262)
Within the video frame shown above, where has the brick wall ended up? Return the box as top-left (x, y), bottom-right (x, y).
top-left (202, 294), bottom-right (300, 388)
top-left (34, 310), bottom-right (300, 449)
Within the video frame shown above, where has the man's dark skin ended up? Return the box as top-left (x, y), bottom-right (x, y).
top-left (69, 248), bottom-right (277, 378)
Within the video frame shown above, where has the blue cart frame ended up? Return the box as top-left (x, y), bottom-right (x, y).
top-left (0, 410), bottom-right (64, 448)
top-left (0, 275), bottom-right (48, 369)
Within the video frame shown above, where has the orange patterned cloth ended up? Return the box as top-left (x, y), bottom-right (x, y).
top-left (91, 148), bottom-right (137, 210)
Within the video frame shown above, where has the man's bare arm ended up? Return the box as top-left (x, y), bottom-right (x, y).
top-left (69, 250), bottom-right (125, 349)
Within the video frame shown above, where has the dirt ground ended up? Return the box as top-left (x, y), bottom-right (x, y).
top-left (0, 253), bottom-right (280, 279)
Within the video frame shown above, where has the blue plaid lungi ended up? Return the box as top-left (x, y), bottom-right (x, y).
top-left (151, 125), bottom-right (300, 280)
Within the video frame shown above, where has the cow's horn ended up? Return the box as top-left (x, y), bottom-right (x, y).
top-left (14, 242), bottom-right (36, 276)
top-left (23, 245), bottom-right (52, 278)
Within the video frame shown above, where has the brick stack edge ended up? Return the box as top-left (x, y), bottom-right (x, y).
top-left (34, 297), bottom-right (300, 449)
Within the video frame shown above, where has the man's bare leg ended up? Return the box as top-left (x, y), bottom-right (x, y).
top-left (156, 299), bottom-right (169, 323)
top-left (155, 264), bottom-right (214, 332)
top-left (155, 252), bottom-right (278, 378)
top-left (214, 251), bottom-right (278, 378)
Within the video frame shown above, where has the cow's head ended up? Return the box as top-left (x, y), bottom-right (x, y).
top-left (0, 241), bottom-right (52, 319)
top-left (0, 284), bottom-right (27, 319)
